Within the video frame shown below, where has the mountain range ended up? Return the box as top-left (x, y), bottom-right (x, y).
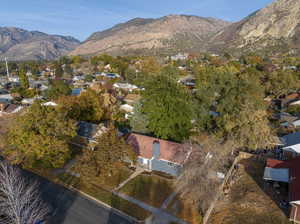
top-left (1, 0), bottom-right (300, 60)
top-left (0, 27), bottom-right (80, 61)
top-left (70, 15), bottom-right (230, 56)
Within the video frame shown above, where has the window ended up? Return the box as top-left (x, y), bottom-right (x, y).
top-left (168, 162), bottom-right (176, 167)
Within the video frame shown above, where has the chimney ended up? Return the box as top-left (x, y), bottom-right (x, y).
top-left (152, 140), bottom-right (160, 159)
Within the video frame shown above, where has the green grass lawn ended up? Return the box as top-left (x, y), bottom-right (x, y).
top-left (120, 173), bottom-right (174, 208)
top-left (57, 172), bottom-right (151, 221)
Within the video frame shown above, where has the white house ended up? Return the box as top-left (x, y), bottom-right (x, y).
top-left (42, 101), bottom-right (58, 107)
top-left (113, 83), bottom-right (138, 92)
top-left (0, 94), bottom-right (13, 103)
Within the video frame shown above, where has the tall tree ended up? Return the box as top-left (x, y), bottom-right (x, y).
top-left (18, 69), bottom-right (29, 89)
top-left (54, 63), bottom-right (64, 78)
top-left (57, 89), bottom-right (104, 123)
top-left (195, 65), bottom-right (278, 149)
top-left (130, 101), bottom-right (149, 134)
top-left (74, 128), bottom-right (136, 186)
top-left (5, 102), bottom-right (77, 168)
top-left (141, 73), bottom-right (193, 141)
top-left (46, 80), bottom-right (71, 100)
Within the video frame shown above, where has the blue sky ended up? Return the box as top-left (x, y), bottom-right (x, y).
top-left (0, 0), bottom-right (274, 41)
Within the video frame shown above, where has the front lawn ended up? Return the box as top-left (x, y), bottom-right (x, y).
top-left (167, 196), bottom-right (202, 224)
top-left (120, 173), bottom-right (174, 207)
top-left (97, 165), bottom-right (133, 190)
top-left (57, 173), bottom-right (151, 221)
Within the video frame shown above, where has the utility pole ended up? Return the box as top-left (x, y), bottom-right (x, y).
top-left (5, 57), bottom-right (10, 79)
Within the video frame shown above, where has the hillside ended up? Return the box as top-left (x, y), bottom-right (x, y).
top-left (0, 27), bottom-right (80, 61)
top-left (70, 15), bottom-right (231, 56)
top-left (209, 0), bottom-right (300, 55)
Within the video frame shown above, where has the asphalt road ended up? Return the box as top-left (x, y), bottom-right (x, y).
top-left (33, 175), bottom-right (136, 224)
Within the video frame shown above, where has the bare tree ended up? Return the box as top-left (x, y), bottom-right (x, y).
top-left (176, 137), bottom-right (235, 215)
top-left (0, 162), bottom-right (49, 224)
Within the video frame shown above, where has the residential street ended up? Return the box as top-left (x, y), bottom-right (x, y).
top-left (32, 174), bottom-right (136, 224)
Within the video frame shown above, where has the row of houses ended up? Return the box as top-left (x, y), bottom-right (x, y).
top-left (263, 131), bottom-right (300, 223)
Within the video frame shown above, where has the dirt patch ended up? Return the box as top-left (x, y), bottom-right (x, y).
top-left (209, 158), bottom-right (289, 224)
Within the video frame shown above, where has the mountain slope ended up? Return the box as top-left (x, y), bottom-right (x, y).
top-left (70, 15), bottom-right (231, 56)
top-left (209, 0), bottom-right (300, 54)
top-left (0, 27), bottom-right (80, 61)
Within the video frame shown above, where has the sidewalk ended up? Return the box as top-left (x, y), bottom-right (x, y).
top-left (113, 191), bottom-right (188, 224)
top-left (114, 166), bottom-right (145, 191)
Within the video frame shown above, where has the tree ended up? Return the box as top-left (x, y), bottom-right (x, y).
top-left (5, 102), bottom-right (77, 168)
top-left (64, 64), bottom-right (73, 77)
top-left (84, 74), bottom-right (94, 82)
top-left (45, 80), bottom-right (71, 100)
top-left (264, 70), bottom-right (298, 97)
top-left (57, 89), bottom-right (104, 123)
top-left (176, 137), bottom-right (234, 215)
top-left (18, 69), bottom-right (29, 89)
top-left (195, 65), bottom-right (278, 149)
top-left (74, 128), bottom-right (136, 186)
top-left (0, 162), bottom-right (49, 224)
top-left (141, 74), bottom-right (193, 141)
top-left (54, 63), bottom-right (64, 78)
top-left (130, 101), bottom-right (149, 134)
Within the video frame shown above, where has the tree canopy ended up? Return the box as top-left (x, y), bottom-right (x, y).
top-left (74, 128), bottom-right (136, 185)
top-left (5, 102), bottom-right (77, 169)
top-left (141, 73), bottom-right (193, 142)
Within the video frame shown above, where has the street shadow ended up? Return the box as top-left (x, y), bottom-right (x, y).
top-left (23, 171), bottom-right (136, 224)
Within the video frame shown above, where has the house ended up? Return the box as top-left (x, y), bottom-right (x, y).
top-left (178, 75), bottom-right (196, 88)
top-left (76, 121), bottom-right (108, 144)
top-left (0, 94), bottom-right (13, 103)
top-left (276, 112), bottom-right (300, 128)
top-left (280, 132), bottom-right (300, 159)
top-left (281, 93), bottom-right (300, 109)
top-left (98, 72), bottom-right (120, 79)
top-left (41, 101), bottom-right (58, 107)
top-left (263, 158), bottom-right (300, 223)
top-left (170, 53), bottom-right (189, 61)
top-left (123, 94), bottom-right (141, 105)
top-left (290, 100), bottom-right (300, 107)
top-left (120, 104), bottom-right (134, 119)
top-left (71, 88), bottom-right (84, 96)
top-left (0, 103), bottom-right (23, 116)
top-left (113, 83), bottom-right (138, 92)
top-left (126, 133), bottom-right (192, 176)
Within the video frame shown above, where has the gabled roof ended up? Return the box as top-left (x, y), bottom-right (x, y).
top-left (0, 103), bottom-right (23, 114)
top-left (77, 121), bottom-right (107, 140)
top-left (281, 132), bottom-right (300, 148)
top-left (126, 133), bottom-right (191, 165)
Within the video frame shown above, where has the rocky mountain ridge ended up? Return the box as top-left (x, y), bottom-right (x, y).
top-left (0, 27), bottom-right (80, 61)
top-left (70, 15), bottom-right (231, 56)
top-left (209, 0), bottom-right (300, 54)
